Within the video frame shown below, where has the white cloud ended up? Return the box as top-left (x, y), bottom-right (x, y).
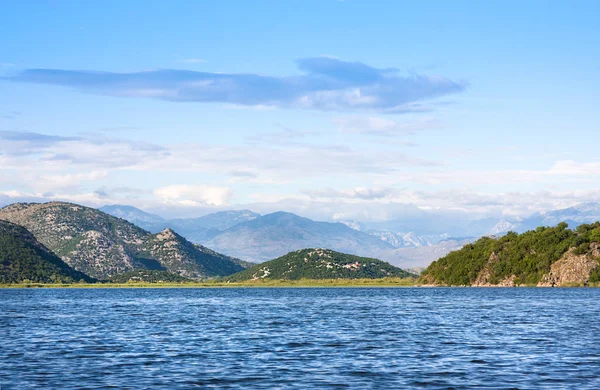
top-left (153, 185), bottom-right (233, 206)
top-left (548, 160), bottom-right (600, 176)
top-left (40, 171), bottom-right (108, 188)
top-left (11, 58), bottom-right (466, 112)
top-left (242, 186), bottom-right (600, 223)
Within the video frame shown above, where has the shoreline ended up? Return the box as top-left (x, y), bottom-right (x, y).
top-left (1, 279), bottom-right (598, 289)
top-left (0, 277), bottom-right (419, 289)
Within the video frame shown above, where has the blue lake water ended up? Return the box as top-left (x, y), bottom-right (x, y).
top-left (1, 287), bottom-right (599, 389)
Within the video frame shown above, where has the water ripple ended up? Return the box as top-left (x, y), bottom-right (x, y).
top-left (1, 288), bottom-right (600, 389)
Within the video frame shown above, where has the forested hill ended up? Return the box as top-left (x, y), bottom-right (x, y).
top-left (0, 220), bottom-right (94, 284)
top-left (108, 270), bottom-right (191, 283)
top-left (226, 248), bottom-right (415, 281)
top-left (419, 222), bottom-right (600, 287)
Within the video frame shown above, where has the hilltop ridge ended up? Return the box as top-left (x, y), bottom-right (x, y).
top-left (226, 248), bottom-right (415, 281)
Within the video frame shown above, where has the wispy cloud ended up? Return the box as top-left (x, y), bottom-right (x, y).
top-left (0, 130), bottom-right (81, 156)
top-left (334, 116), bottom-right (439, 137)
top-left (1, 111), bottom-right (21, 120)
top-left (0, 129), bottom-right (441, 206)
top-left (0, 130), bottom-right (168, 167)
top-left (0, 130), bottom-right (78, 143)
top-left (303, 187), bottom-right (397, 201)
top-left (7, 57), bottom-right (466, 112)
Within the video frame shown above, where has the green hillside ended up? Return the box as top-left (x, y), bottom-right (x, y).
top-left (420, 222), bottom-right (600, 286)
top-left (108, 270), bottom-right (191, 283)
top-left (0, 220), bottom-right (94, 284)
top-left (226, 248), bottom-right (415, 281)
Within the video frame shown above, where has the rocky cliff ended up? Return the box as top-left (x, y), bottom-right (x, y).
top-left (538, 243), bottom-right (600, 287)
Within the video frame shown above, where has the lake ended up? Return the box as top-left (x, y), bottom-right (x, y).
top-left (1, 288), bottom-right (599, 389)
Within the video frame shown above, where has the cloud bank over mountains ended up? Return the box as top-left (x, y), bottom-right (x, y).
top-left (2, 126), bottom-right (600, 221)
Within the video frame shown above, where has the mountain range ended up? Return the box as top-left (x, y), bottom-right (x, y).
top-left (100, 205), bottom-right (475, 267)
top-left (3, 199), bottom-right (600, 284)
top-left (99, 202), bottom-right (600, 268)
top-left (0, 202), bottom-right (246, 280)
top-left (203, 211), bottom-right (396, 262)
top-left (0, 201), bottom-right (417, 284)
top-left (510, 203), bottom-right (600, 233)
top-left (99, 205), bottom-right (259, 242)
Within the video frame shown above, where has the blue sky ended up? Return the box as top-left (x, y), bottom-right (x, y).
top-left (1, 0), bottom-right (599, 220)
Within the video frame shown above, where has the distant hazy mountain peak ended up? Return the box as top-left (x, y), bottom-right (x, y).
top-left (563, 201), bottom-right (600, 209)
top-left (264, 210), bottom-right (305, 219)
top-left (487, 218), bottom-right (517, 235)
top-left (338, 220), bottom-right (366, 231)
top-left (204, 211), bottom-right (394, 262)
top-left (250, 211), bottom-right (312, 226)
top-left (551, 202), bottom-right (600, 216)
top-left (214, 209), bottom-right (259, 217)
top-left (99, 204), bottom-right (164, 223)
top-left (99, 204), bottom-right (260, 238)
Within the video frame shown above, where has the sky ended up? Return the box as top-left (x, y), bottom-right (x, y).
top-left (1, 0), bottom-right (599, 221)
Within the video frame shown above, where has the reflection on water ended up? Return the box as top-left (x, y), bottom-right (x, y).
top-left (1, 288), bottom-right (599, 389)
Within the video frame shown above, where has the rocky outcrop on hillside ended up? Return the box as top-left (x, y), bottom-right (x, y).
top-left (62, 230), bottom-right (137, 278)
top-left (473, 252), bottom-right (501, 286)
top-left (538, 243), bottom-right (600, 287)
top-left (0, 202), bottom-right (147, 250)
top-left (472, 244), bottom-right (600, 287)
top-left (142, 228), bottom-right (244, 278)
top-left (471, 252), bottom-right (517, 287)
top-left (0, 202), bottom-right (247, 280)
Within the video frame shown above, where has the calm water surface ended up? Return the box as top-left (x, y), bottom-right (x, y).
top-left (1, 288), bottom-right (599, 389)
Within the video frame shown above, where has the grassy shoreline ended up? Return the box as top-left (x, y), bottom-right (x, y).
top-left (0, 277), bottom-right (419, 288)
top-left (2, 278), bottom-right (598, 289)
